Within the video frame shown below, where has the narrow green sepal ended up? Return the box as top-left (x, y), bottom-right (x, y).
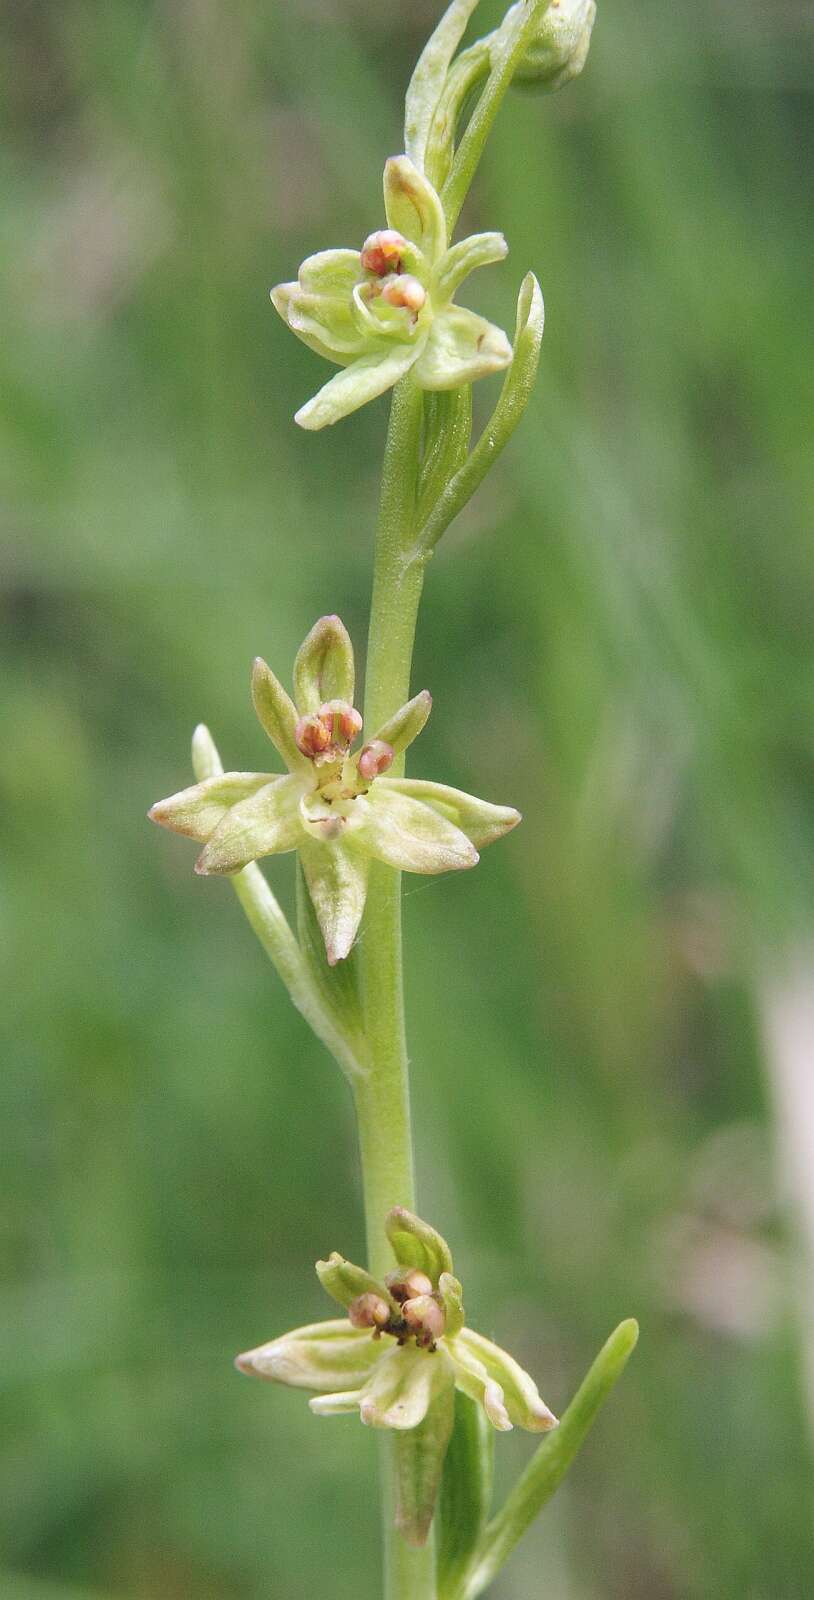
top-left (456, 1327), bottom-right (558, 1432)
top-left (295, 342), bottom-right (418, 431)
top-left (386, 1207), bottom-right (454, 1285)
top-left (438, 1272), bottom-right (465, 1337)
top-left (298, 836), bottom-right (369, 965)
top-left (437, 1390), bottom-right (494, 1594)
top-left (293, 614), bottom-right (356, 713)
top-left (379, 778), bottom-right (520, 849)
top-left (194, 774), bottom-right (302, 876)
top-left (413, 306), bottom-right (512, 391)
top-left (360, 1342), bottom-right (454, 1431)
top-left (252, 656), bottom-right (307, 772)
top-left (148, 772), bottom-right (273, 842)
top-left (295, 861), bottom-right (365, 1047)
top-left (353, 788), bottom-right (478, 874)
top-left (433, 231), bottom-right (508, 304)
top-left (191, 722), bottom-right (223, 783)
top-left (371, 690), bottom-right (433, 757)
top-left (316, 1251), bottom-right (394, 1312)
top-left (394, 1371), bottom-right (456, 1548)
top-left (384, 156), bottom-right (447, 263)
top-left (235, 1318), bottom-right (382, 1392)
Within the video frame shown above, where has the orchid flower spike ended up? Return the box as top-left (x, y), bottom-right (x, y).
top-left (271, 156), bottom-right (512, 428)
top-left (236, 1208), bottom-right (557, 1544)
top-left (149, 616), bottom-right (521, 965)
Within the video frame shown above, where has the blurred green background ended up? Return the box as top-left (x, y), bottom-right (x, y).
top-left (2, 1), bottom-right (813, 1595)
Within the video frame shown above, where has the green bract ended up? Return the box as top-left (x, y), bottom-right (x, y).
top-left (270, 156), bottom-right (512, 429)
top-left (149, 616), bottom-right (520, 965)
top-left (236, 1208), bottom-right (557, 1545)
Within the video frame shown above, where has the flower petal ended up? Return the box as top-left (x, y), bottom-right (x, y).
top-left (383, 156), bottom-right (447, 263)
top-left (359, 1342), bottom-right (455, 1431)
top-left (309, 1389), bottom-right (365, 1416)
top-left (456, 1327), bottom-right (558, 1432)
top-left (351, 283), bottom-right (427, 345)
top-left (351, 787), bottom-right (478, 874)
top-left (148, 772), bottom-right (274, 842)
top-left (295, 342), bottom-right (420, 430)
top-left (371, 690), bottom-right (432, 757)
top-left (438, 1272), bottom-right (466, 1337)
top-left (434, 232), bottom-right (508, 304)
top-left (377, 778), bottom-right (520, 848)
top-left (236, 1318), bottom-right (383, 1392)
top-left (195, 774), bottom-right (304, 875)
top-left (293, 615), bottom-right (355, 714)
top-left (252, 656), bottom-right (308, 773)
top-left (271, 282), bottom-right (367, 365)
top-left (385, 1207), bottom-right (454, 1285)
top-left (412, 306), bottom-right (512, 390)
top-left (298, 837), bottom-right (369, 964)
top-left (446, 1338), bottom-right (513, 1431)
top-left (316, 1251), bottom-right (394, 1313)
top-left (297, 248), bottom-right (361, 295)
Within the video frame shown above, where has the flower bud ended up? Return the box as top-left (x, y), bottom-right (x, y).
top-left (380, 275), bottom-right (426, 314)
top-left (358, 740), bottom-right (395, 782)
top-left (510, 0), bottom-right (597, 91)
top-left (295, 713), bottom-right (333, 759)
top-left (348, 1293), bottom-right (393, 1332)
top-left (319, 700), bottom-right (363, 746)
top-left (402, 1294), bottom-right (446, 1348)
top-left (361, 229), bottom-right (409, 276)
top-left (386, 1268), bottom-right (434, 1305)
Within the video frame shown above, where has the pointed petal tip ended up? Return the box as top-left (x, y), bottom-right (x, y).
top-left (195, 847), bottom-right (227, 876)
top-left (294, 401), bottom-right (323, 431)
top-left (326, 933), bottom-right (352, 966)
top-left (234, 1350), bottom-right (256, 1376)
top-left (531, 1402), bottom-right (559, 1431)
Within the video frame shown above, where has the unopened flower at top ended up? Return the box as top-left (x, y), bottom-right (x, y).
top-left (271, 155), bottom-right (512, 428)
top-left (149, 615), bottom-right (520, 965)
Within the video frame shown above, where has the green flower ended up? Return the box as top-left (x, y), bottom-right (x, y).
top-left (149, 616), bottom-right (520, 965)
top-left (271, 155), bottom-right (512, 429)
top-left (236, 1208), bottom-right (557, 1543)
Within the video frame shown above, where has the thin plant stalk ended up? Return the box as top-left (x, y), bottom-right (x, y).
top-left (357, 374), bottom-right (436, 1596)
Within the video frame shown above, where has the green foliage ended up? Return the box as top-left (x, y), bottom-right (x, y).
top-left (2, 1), bottom-right (813, 1596)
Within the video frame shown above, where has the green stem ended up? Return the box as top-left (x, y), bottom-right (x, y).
top-left (357, 374), bottom-right (435, 1599)
top-left (442, 0), bottom-right (551, 233)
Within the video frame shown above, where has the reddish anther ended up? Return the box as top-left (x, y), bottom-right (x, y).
top-left (380, 275), bottom-right (426, 313)
top-left (358, 740), bottom-right (395, 782)
top-left (361, 229), bottom-right (408, 277)
top-left (295, 713), bottom-right (333, 759)
top-left (319, 701), bottom-right (363, 746)
top-left (348, 1293), bottom-right (392, 1332)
